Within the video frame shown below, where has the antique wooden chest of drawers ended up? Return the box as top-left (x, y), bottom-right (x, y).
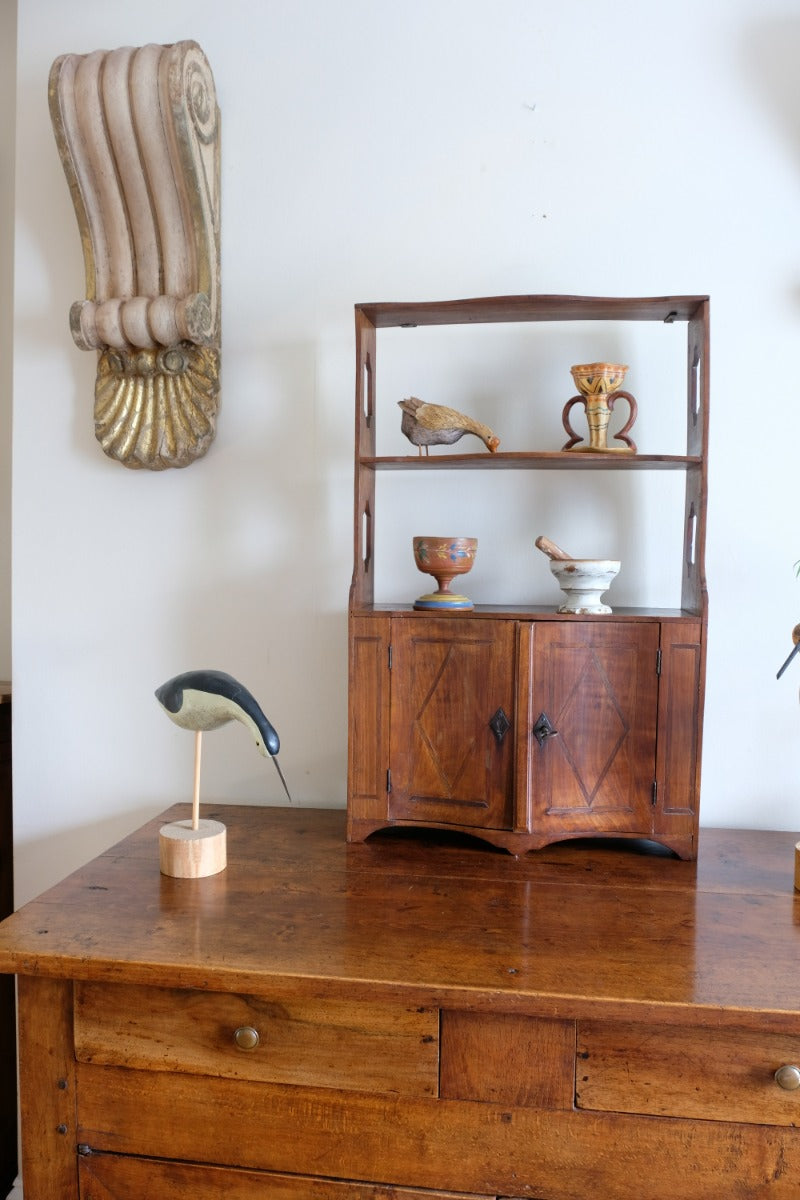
top-left (0, 806), bottom-right (799, 1199)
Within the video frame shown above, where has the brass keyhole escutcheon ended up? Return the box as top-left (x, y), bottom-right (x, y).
top-left (233, 1025), bottom-right (260, 1051)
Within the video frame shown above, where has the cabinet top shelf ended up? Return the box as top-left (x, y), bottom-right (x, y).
top-left (364, 452), bottom-right (702, 471)
top-left (356, 294), bottom-right (710, 328)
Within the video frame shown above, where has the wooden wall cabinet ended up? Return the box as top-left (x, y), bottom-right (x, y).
top-left (348, 296), bottom-right (709, 859)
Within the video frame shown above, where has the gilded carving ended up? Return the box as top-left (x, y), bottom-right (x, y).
top-left (49, 41), bottom-right (221, 470)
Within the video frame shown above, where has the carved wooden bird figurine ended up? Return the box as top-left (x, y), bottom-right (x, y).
top-left (155, 669), bottom-right (291, 801)
top-left (398, 396), bottom-right (500, 455)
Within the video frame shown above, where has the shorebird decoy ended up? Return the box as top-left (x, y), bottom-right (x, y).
top-left (155, 669), bottom-right (291, 801)
top-left (156, 669), bottom-right (292, 879)
top-left (398, 396), bottom-right (500, 455)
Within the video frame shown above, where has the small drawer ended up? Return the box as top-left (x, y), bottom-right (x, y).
top-left (577, 1020), bottom-right (800, 1126)
top-left (74, 982), bottom-right (438, 1096)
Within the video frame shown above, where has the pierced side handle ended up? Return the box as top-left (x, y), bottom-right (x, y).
top-left (561, 395), bottom-right (586, 450)
top-left (532, 712), bottom-right (558, 747)
top-left (607, 389), bottom-right (638, 452)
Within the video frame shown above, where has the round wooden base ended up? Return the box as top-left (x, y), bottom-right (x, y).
top-left (159, 819), bottom-right (227, 878)
top-left (795, 842), bottom-right (800, 893)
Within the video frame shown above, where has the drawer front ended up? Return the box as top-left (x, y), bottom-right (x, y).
top-left (74, 982), bottom-right (438, 1096)
top-left (79, 1153), bottom-right (490, 1199)
top-left (577, 1020), bottom-right (800, 1126)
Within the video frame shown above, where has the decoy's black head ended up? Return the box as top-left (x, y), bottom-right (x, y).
top-left (155, 669), bottom-right (280, 757)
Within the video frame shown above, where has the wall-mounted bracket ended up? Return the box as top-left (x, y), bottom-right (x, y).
top-left (49, 40), bottom-right (221, 470)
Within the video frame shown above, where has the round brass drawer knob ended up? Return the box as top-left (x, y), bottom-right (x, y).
top-left (233, 1025), bottom-right (260, 1051)
top-left (774, 1064), bottom-right (800, 1091)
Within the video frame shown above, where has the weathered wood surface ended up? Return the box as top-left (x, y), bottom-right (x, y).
top-left (76, 1061), bottom-right (800, 1200)
top-left (577, 1019), bottom-right (800, 1126)
top-left (17, 977), bottom-right (78, 1199)
top-left (440, 1010), bottom-right (575, 1108)
top-left (79, 1153), bottom-right (489, 1200)
top-left (4, 808), bottom-right (800, 1200)
top-left (74, 980), bottom-right (438, 1095)
top-left (0, 807), bottom-right (798, 1029)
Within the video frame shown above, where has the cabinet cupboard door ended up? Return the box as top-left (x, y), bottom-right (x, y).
top-left (389, 618), bottom-right (515, 830)
top-left (528, 622), bottom-right (659, 836)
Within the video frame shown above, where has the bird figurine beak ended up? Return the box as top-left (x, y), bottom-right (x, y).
top-left (270, 755), bottom-right (292, 802)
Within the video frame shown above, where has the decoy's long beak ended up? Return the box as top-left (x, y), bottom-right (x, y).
top-left (271, 755), bottom-right (292, 803)
top-left (776, 640), bottom-right (800, 680)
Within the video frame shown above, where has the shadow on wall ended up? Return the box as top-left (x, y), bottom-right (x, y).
top-left (145, 337), bottom-right (351, 806)
top-left (12, 804), bottom-right (164, 908)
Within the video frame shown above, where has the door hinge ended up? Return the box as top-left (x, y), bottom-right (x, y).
top-left (656, 648), bottom-right (662, 676)
top-left (387, 768), bottom-right (392, 794)
top-left (651, 780), bottom-right (658, 807)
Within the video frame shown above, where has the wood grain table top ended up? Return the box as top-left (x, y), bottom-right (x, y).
top-left (0, 805), bottom-right (798, 1031)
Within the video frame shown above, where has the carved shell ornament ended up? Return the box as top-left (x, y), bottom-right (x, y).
top-left (48, 41), bottom-right (221, 470)
top-left (95, 345), bottom-right (219, 470)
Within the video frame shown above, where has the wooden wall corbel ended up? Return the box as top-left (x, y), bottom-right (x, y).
top-left (48, 40), bottom-right (221, 470)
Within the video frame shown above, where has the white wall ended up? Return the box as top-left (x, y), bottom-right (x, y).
top-left (10, 0), bottom-right (800, 903)
top-left (0, 1), bottom-right (15, 681)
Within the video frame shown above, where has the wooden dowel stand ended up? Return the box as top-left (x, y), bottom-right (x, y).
top-left (159, 731), bottom-right (227, 878)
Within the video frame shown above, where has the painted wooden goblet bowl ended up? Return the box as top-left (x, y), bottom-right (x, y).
top-left (413, 536), bottom-right (478, 611)
top-left (570, 362), bottom-right (629, 396)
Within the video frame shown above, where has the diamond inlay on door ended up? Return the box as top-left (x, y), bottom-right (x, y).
top-left (389, 618), bottom-right (515, 830)
top-left (556, 647), bottom-right (632, 804)
top-left (530, 623), bottom-right (659, 830)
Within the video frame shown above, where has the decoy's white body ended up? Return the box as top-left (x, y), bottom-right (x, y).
top-left (162, 686), bottom-right (268, 747)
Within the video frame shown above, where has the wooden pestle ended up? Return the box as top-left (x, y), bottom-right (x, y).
top-left (535, 535), bottom-right (572, 561)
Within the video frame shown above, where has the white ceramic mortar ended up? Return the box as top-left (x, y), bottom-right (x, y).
top-left (549, 559), bottom-right (620, 614)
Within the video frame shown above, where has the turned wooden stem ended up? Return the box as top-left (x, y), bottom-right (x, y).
top-left (192, 731), bottom-right (202, 831)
